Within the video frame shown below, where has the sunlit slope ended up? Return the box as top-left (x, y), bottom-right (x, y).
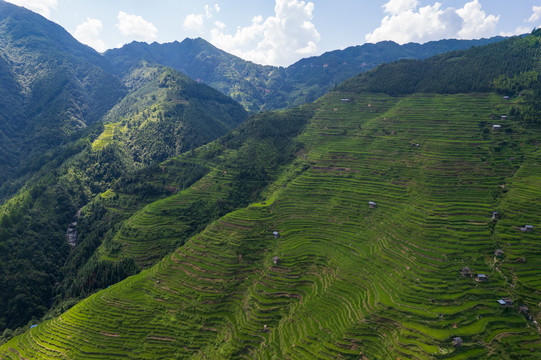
top-left (93, 107), bottom-right (311, 268)
top-left (98, 168), bottom-right (234, 267)
top-left (2, 91), bottom-right (540, 359)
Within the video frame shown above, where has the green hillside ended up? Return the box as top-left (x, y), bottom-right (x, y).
top-left (56, 104), bottom-right (308, 305)
top-left (2, 83), bottom-right (540, 357)
top-left (0, 0), bottom-right (126, 195)
top-left (0, 63), bottom-right (248, 332)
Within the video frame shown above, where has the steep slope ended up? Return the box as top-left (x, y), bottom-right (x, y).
top-left (104, 37), bottom-right (506, 112)
top-left (0, 52), bottom-right (24, 175)
top-left (2, 89), bottom-right (539, 360)
top-left (0, 63), bottom-right (247, 334)
top-left (3, 33), bottom-right (541, 359)
top-left (0, 0), bottom-right (126, 191)
top-left (99, 63), bottom-right (248, 163)
top-left (57, 104), bottom-right (309, 304)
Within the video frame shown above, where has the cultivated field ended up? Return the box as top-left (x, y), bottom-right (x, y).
top-left (2, 91), bottom-right (540, 359)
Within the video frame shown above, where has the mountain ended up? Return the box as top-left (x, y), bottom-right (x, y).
top-left (2, 31), bottom-right (540, 358)
top-left (104, 36), bottom-right (506, 112)
top-left (0, 59), bottom-right (247, 333)
top-left (104, 38), bottom-right (277, 112)
top-left (0, 0), bottom-right (126, 194)
top-left (0, 0), bottom-right (249, 332)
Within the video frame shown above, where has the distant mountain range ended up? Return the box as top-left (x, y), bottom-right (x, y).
top-left (105, 36), bottom-right (506, 112)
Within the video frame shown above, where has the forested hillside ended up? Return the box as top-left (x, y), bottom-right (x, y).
top-left (0, 56), bottom-right (247, 333)
top-left (341, 30), bottom-right (541, 102)
top-left (0, 0), bottom-right (126, 196)
top-left (2, 30), bottom-right (540, 359)
top-left (105, 36), bottom-right (505, 112)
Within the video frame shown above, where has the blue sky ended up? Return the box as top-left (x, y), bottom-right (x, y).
top-left (5, 0), bottom-right (541, 66)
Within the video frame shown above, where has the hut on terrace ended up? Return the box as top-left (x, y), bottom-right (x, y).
top-left (475, 274), bottom-right (488, 282)
top-left (461, 266), bottom-right (472, 277)
top-left (452, 337), bottom-right (463, 347)
top-left (368, 201), bottom-right (377, 209)
top-left (272, 256), bottom-right (281, 264)
top-left (498, 298), bottom-right (513, 307)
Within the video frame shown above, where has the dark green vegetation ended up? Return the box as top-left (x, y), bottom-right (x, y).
top-left (0, 0), bottom-right (125, 192)
top-left (0, 0), bottom-right (248, 332)
top-left (341, 30), bottom-right (541, 100)
top-left (2, 28), bottom-right (541, 359)
top-left (0, 65), bottom-right (247, 333)
top-left (104, 37), bottom-right (505, 112)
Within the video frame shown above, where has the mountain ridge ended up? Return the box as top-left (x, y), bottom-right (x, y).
top-left (105, 36), bottom-right (507, 111)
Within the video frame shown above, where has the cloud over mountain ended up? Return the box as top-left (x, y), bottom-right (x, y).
top-left (5, 0), bottom-right (57, 18)
top-left (116, 11), bottom-right (158, 41)
top-left (366, 0), bottom-right (499, 44)
top-left (73, 17), bottom-right (106, 52)
top-left (208, 0), bottom-right (320, 66)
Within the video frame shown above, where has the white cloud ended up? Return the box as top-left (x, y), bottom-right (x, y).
top-left (528, 6), bottom-right (541, 23)
top-left (5, 0), bottom-right (57, 19)
top-left (209, 0), bottom-right (320, 66)
top-left (456, 0), bottom-right (499, 39)
top-left (184, 3), bottom-right (220, 32)
top-left (205, 4), bottom-right (220, 18)
top-left (183, 13), bottom-right (205, 31)
top-left (73, 17), bottom-right (106, 53)
top-left (383, 0), bottom-right (419, 15)
top-left (499, 26), bottom-right (531, 37)
top-left (214, 20), bottom-right (226, 30)
top-left (116, 11), bottom-right (158, 42)
top-left (366, 0), bottom-right (500, 44)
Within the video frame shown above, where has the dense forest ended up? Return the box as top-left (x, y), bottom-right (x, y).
top-left (0, 0), bottom-right (125, 197)
top-left (340, 30), bottom-right (541, 121)
top-left (0, 58), bottom-right (247, 333)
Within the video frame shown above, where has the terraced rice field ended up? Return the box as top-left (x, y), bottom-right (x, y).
top-left (99, 168), bottom-right (235, 266)
top-left (91, 123), bottom-right (126, 151)
top-left (2, 91), bottom-right (540, 359)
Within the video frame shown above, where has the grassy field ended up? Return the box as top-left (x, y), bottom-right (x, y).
top-left (1, 91), bottom-right (540, 359)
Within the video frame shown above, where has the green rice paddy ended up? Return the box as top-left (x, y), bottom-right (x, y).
top-left (91, 122), bottom-right (127, 151)
top-left (2, 91), bottom-right (540, 359)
